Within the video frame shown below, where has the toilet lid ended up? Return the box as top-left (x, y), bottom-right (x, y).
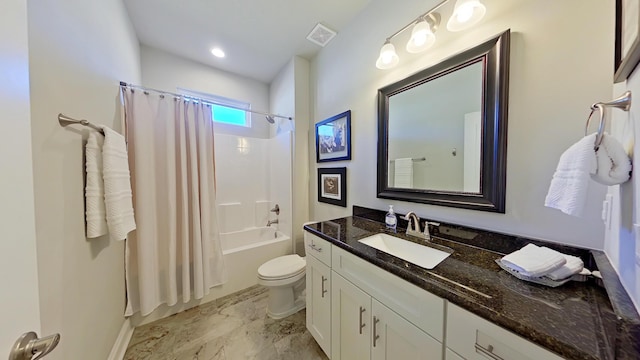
top-left (258, 255), bottom-right (306, 279)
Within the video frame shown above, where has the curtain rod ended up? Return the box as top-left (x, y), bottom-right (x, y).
top-left (119, 81), bottom-right (293, 121)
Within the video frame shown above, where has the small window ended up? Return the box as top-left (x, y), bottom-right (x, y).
top-left (178, 88), bottom-right (251, 127)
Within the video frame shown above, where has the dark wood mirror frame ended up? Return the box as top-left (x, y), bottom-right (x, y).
top-left (377, 30), bottom-right (510, 213)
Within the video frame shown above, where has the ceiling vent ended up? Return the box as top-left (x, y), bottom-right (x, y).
top-left (306, 23), bottom-right (337, 47)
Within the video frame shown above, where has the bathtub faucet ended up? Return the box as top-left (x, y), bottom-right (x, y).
top-left (266, 219), bottom-right (279, 227)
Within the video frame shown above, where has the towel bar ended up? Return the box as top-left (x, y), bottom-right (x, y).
top-left (58, 113), bottom-right (104, 134)
top-left (584, 91), bottom-right (631, 149)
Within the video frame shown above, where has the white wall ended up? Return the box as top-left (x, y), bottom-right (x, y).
top-left (27, 0), bottom-right (141, 358)
top-left (140, 45), bottom-right (271, 138)
top-left (0, 0), bottom-right (42, 352)
top-left (605, 78), bottom-right (640, 313)
top-left (271, 57), bottom-right (310, 255)
top-left (309, 0), bottom-right (613, 249)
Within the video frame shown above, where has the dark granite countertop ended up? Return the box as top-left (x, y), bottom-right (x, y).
top-left (303, 206), bottom-right (640, 360)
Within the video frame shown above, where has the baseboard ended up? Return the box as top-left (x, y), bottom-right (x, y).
top-left (107, 318), bottom-right (134, 360)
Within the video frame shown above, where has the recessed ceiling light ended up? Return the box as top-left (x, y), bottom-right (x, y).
top-left (211, 48), bottom-right (225, 58)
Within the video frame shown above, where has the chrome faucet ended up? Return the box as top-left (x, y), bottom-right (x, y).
top-left (403, 211), bottom-right (440, 241)
top-left (404, 211), bottom-right (422, 237)
top-left (266, 219), bottom-right (279, 227)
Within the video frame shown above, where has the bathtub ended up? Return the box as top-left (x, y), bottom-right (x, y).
top-left (219, 226), bottom-right (292, 297)
top-left (221, 226), bottom-right (288, 254)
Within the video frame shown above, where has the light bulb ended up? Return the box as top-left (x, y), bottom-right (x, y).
top-left (376, 41), bottom-right (399, 69)
top-left (447, 0), bottom-right (486, 32)
top-left (406, 20), bottom-right (435, 53)
top-left (456, 4), bottom-right (474, 23)
top-left (210, 47), bottom-right (225, 58)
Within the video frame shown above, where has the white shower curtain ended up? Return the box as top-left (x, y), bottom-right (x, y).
top-left (122, 89), bottom-right (227, 316)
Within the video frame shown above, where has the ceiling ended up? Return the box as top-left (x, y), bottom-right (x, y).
top-left (123, 0), bottom-right (372, 84)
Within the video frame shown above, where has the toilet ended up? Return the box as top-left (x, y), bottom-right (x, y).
top-left (257, 254), bottom-right (306, 319)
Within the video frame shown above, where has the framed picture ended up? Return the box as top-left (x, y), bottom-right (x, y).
top-left (317, 167), bottom-right (347, 207)
top-left (316, 110), bottom-right (351, 162)
top-left (614, 0), bottom-right (640, 82)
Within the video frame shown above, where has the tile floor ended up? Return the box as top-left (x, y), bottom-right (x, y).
top-left (124, 285), bottom-right (328, 360)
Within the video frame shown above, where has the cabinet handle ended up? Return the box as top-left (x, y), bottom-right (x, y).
top-left (359, 306), bottom-right (366, 334)
top-left (373, 316), bottom-right (380, 347)
top-left (310, 243), bottom-right (323, 252)
top-left (321, 276), bottom-right (328, 298)
top-left (475, 344), bottom-right (503, 360)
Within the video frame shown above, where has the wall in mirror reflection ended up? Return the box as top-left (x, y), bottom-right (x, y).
top-left (387, 61), bottom-right (482, 193)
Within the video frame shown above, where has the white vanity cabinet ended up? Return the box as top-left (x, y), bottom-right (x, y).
top-left (304, 229), bottom-right (565, 360)
top-left (331, 272), bottom-right (441, 360)
top-left (331, 272), bottom-right (372, 360)
top-left (446, 303), bottom-right (564, 360)
top-left (305, 232), bottom-right (332, 357)
top-left (330, 246), bottom-right (444, 360)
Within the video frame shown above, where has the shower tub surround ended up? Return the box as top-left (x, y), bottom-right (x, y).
top-left (303, 206), bottom-right (640, 360)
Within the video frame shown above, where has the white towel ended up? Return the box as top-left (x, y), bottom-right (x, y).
top-left (544, 134), bottom-right (597, 217)
top-left (545, 254), bottom-right (584, 281)
top-left (591, 133), bottom-right (632, 185)
top-left (501, 244), bottom-right (566, 278)
top-left (101, 126), bottom-right (136, 241)
top-left (394, 158), bottom-right (414, 188)
top-left (85, 132), bottom-right (108, 238)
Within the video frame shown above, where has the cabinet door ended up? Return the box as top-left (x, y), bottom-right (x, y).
top-left (371, 299), bottom-right (443, 360)
top-left (331, 271), bottom-right (371, 360)
top-left (306, 255), bottom-right (331, 357)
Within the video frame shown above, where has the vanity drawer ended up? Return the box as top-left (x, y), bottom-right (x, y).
top-left (446, 303), bottom-right (563, 360)
top-left (304, 231), bottom-right (332, 266)
top-left (331, 246), bottom-right (444, 341)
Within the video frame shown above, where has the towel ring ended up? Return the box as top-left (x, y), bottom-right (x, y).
top-left (584, 91), bottom-right (632, 150)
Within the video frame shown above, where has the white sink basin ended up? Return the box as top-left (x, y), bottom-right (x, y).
top-left (358, 233), bottom-right (452, 269)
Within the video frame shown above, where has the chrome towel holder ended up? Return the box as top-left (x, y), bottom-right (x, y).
top-left (58, 113), bottom-right (104, 134)
top-left (585, 91), bottom-right (632, 150)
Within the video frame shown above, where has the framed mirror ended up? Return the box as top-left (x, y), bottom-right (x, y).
top-left (377, 30), bottom-right (510, 213)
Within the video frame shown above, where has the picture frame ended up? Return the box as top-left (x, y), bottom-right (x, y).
top-left (316, 110), bottom-right (351, 162)
top-left (317, 167), bottom-right (347, 207)
top-left (614, 0), bottom-right (640, 82)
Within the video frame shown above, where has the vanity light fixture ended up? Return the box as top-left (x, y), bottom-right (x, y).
top-left (406, 14), bottom-right (440, 54)
top-left (446, 0), bottom-right (486, 32)
top-left (376, 40), bottom-right (400, 69)
top-left (375, 0), bottom-right (487, 69)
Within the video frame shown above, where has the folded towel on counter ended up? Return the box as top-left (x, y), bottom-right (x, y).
top-left (500, 244), bottom-right (566, 278)
top-left (101, 126), bottom-right (136, 241)
top-left (85, 132), bottom-right (108, 238)
top-left (544, 134), bottom-right (597, 217)
top-left (591, 133), bottom-right (632, 186)
top-left (545, 254), bottom-right (584, 280)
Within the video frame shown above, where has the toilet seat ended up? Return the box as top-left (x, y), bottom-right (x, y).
top-left (258, 254), bottom-right (306, 280)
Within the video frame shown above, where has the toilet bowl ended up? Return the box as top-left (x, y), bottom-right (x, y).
top-left (257, 254), bottom-right (306, 319)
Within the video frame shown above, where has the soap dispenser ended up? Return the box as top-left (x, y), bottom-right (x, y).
top-left (385, 205), bottom-right (397, 232)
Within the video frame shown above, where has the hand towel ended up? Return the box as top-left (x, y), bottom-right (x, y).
top-left (394, 158), bottom-right (414, 188)
top-left (545, 254), bottom-right (584, 281)
top-left (544, 134), bottom-right (597, 217)
top-left (591, 133), bottom-right (632, 185)
top-left (500, 244), bottom-right (566, 278)
top-left (101, 126), bottom-right (136, 241)
top-left (85, 132), bottom-right (108, 238)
